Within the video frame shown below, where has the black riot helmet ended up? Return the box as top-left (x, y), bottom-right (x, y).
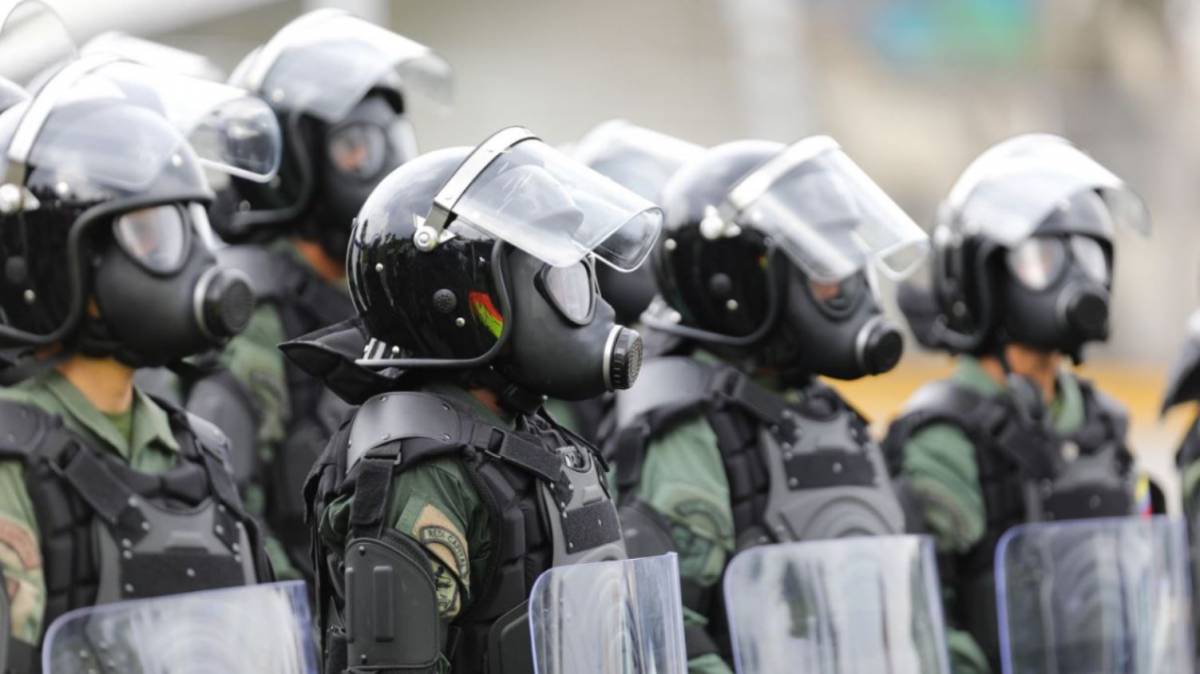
top-left (646, 137), bottom-right (929, 380)
top-left (348, 126), bottom-right (663, 402)
top-left (0, 56), bottom-right (282, 368)
top-left (222, 8), bottom-right (452, 262)
top-left (900, 134), bottom-right (1150, 363)
top-left (572, 120), bottom-right (703, 324)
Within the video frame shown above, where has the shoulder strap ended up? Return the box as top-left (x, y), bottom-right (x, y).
top-left (0, 398), bottom-right (56, 461)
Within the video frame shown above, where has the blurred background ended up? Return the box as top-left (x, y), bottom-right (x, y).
top-left (0, 0), bottom-right (1195, 503)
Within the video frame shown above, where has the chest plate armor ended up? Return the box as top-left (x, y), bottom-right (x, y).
top-left (613, 357), bottom-right (904, 547)
top-left (882, 376), bottom-right (1134, 667)
top-left (307, 391), bottom-right (625, 674)
top-left (0, 398), bottom-right (267, 674)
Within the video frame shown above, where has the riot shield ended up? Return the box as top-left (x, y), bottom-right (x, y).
top-left (996, 516), bottom-right (1194, 674)
top-left (41, 581), bottom-right (317, 674)
top-left (724, 535), bottom-right (950, 674)
top-left (529, 553), bottom-right (688, 674)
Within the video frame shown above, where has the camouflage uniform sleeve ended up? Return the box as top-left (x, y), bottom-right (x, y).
top-left (0, 461), bottom-right (44, 647)
top-left (390, 458), bottom-right (488, 624)
top-left (899, 423), bottom-right (990, 674)
top-left (634, 415), bottom-right (734, 672)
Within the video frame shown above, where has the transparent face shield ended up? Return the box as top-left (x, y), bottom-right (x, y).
top-left (712, 135), bottom-right (929, 283)
top-left (944, 134), bottom-right (1150, 247)
top-left (723, 536), bottom-right (951, 674)
top-left (5, 55), bottom-right (281, 194)
top-left (996, 517), bottom-right (1194, 674)
top-left (236, 8), bottom-right (452, 124)
top-left (0, 0), bottom-right (77, 84)
top-left (572, 120), bottom-right (703, 201)
top-left (42, 581), bottom-right (319, 674)
top-left (423, 127), bottom-right (663, 271)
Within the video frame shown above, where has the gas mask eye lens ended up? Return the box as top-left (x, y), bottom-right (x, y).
top-left (539, 261), bottom-right (595, 324)
top-left (328, 122), bottom-right (387, 179)
top-left (1070, 235), bottom-right (1108, 284)
top-left (112, 205), bottom-right (188, 274)
top-left (1006, 237), bottom-right (1066, 291)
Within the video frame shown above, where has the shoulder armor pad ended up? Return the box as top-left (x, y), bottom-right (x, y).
top-left (347, 392), bottom-right (461, 469)
top-left (615, 357), bottom-right (720, 428)
top-left (184, 411), bottom-right (234, 467)
top-left (0, 398), bottom-right (54, 459)
top-left (900, 379), bottom-right (987, 418)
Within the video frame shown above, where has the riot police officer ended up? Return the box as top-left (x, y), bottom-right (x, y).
top-left (605, 137), bottom-right (930, 671)
top-left (160, 9), bottom-right (452, 578)
top-left (883, 134), bottom-right (1151, 674)
top-left (0, 60), bottom-right (274, 672)
top-left (293, 127), bottom-right (659, 672)
top-left (543, 120), bottom-right (702, 441)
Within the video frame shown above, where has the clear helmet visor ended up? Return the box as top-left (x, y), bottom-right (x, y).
top-left (723, 536), bottom-right (951, 674)
top-left (996, 516), bottom-right (1194, 674)
top-left (726, 136), bottom-right (930, 283)
top-left (441, 128), bottom-right (663, 271)
top-left (41, 581), bottom-right (318, 674)
top-left (0, 0), bottom-right (77, 84)
top-left (572, 120), bottom-right (703, 201)
top-left (89, 60), bottom-right (281, 182)
top-left (945, 134), bottom-right (1150, 247)
top-left (237, 8), bottom-right (452, 124)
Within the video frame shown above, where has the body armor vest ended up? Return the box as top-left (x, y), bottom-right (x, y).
top-left (0, 398), bottom-right (267, 674)
top-left (306, 391), bottom-right (625, 674)
top-left (609, 356), bottom-right (904, 654)
top-left (882, 376), bottom-right (1134, 669)
top-left (214, 244), bottom-right (356, 574)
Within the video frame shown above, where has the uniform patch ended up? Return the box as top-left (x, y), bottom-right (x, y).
top-left (0, 515), bottom-right (44, 642)
top-left (412, 505), bottom-right (470, 619)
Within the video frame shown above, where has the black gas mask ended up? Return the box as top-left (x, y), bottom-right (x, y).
top-left (311, 94), bottom-right (415, 262)
top-left (1001, 232), bottom-right (1111, 357)
top-left (90, 203), bottom-right (254, 367)
top-left (501, 248), bottom-right (643, 400)
top-left (780, 265), bottom-right (904, 380)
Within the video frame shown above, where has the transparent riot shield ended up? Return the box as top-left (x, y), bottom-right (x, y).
top-left (996, 516), bottom-right (1194, 674)
top-left (530, 553), bottom-right (688, 674)
top-left (724, 536), bottom-right (950, 674)
top-left (42, 581), bottom-right (317, 674)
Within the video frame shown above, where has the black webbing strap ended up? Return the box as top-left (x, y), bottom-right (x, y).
top-left (466, 424), bottom-right (561, 484)
top-left (348, 455), bottom-right (398, 539)
top-left (711, 369), bottom-right (790, 427)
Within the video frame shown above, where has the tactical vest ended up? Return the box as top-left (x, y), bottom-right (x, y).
top-left (609, 357), bottom-right (904, 653)
top-left (216, 245), bottom-right (356, 573)
top-left (306, 391), bottom-right (626, 674)
top-left (882, 376), bottom-right (1134, 668)
top-left (0, 398), bottom-right (267, 674)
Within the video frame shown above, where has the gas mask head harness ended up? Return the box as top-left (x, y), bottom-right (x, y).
top-left (913, 134), bottom-right (1149, 363)
top-left (0, 51), bottom-right (284, 368)
top-left (572, 120), bottom-right (703, 325)
top-left (644, 136), bottom-right (929, 379)
top-left (221, 8), bottom-right (452, 259)
top-left (347, 126), bottom-right (663, 403)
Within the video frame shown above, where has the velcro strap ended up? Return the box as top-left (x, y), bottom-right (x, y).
top-left (59, 445), bottom-right (144, 532)
top-left (349, 456), bottom-right (396, 538)
top-left (713, 370), bottom-right (788, 425)
top-left (612, 424), bottom-right (650, 494)
top-left (468, 425), bottom-right (562, 483)
top-left (561, 500), bottom-right (622, 550)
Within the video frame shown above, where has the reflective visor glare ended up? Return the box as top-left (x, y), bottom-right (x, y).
top-left (541, 262), bottom-right (594, 323)
top-left (1071, 235), bottom-right (1109, 284)
top-left (113, 205), bottom-right (188, 273)
top-left (1006, 237), bottom-right (1066, 291)
top-left (328, 123), bottom-right (387, 179)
